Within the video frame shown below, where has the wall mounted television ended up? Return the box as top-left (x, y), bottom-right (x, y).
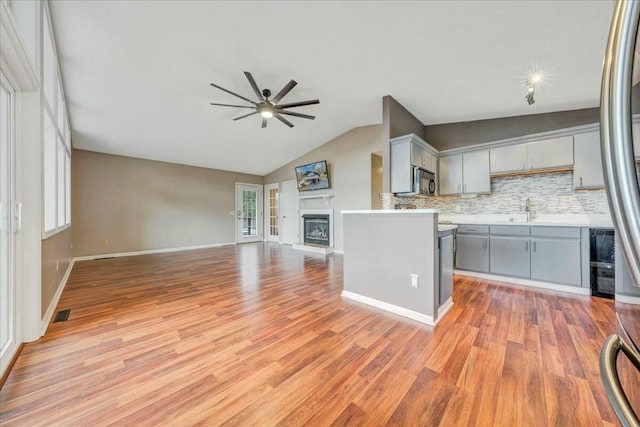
top-left (295, 160), bottom-right (330, 192)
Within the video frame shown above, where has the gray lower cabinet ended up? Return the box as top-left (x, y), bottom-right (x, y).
top-left (530, 238), bottom-right (581, 286)
top-left (489, 236), bottom-right (530, 278)
top-left (439, 233), bottom-right (454, 304)
top-left (455, 234), bottom-right (489, 272)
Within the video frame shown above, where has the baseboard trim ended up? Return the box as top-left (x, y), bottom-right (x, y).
top-left (615, 294), bottom-right (640, 305)
top-left (292, 244), bottom-right (334, 255)
top-left (341, 290), bottom-right (435, 326)
top-left (73, 242), bottom-right (237, 262)
top-left (454, 270), bottom-right (591, 296)
top-left (437, 297), bottom-right (454, 321)
top-left (40, 259), bottom-right (75, 336)
top-left (0, 342), bottom-right (24, 390)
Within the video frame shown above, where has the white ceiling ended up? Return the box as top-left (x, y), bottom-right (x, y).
top-left (49, 0), bottom-right (615, 176)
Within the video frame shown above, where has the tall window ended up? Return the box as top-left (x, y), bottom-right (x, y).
top-left (42, 8), bottom-right (71, 235)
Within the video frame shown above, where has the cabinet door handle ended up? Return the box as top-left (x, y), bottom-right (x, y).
top-left (579, 177), bottom-right (583, 187)
top-left (533, 241), bottom-right (537, 252)
top-left (457, 183), bottom-right (461, 193)
top-left (525, 241), bottom-right (529, 252)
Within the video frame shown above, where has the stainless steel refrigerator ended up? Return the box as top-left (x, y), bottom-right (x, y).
top-left (600, 2), bottom-right (640, 425)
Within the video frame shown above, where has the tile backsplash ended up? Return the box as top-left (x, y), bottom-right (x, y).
top-left (388, 171), bottom-right (611, 215)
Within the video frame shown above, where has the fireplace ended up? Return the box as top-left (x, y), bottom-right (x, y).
top-left (294, 208), bottom-right (334, 254)
top-left (302, 214), bottom-right (330, 246)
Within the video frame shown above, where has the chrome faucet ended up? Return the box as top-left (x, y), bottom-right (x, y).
top-left (525, 198), bottom-right (531, 222)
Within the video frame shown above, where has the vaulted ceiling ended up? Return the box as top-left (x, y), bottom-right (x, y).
top-left (50, 1), bottom-right (615, 175)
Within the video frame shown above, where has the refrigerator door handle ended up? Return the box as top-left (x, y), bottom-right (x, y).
top-left (601, 0), bottom-right (640, 288)
top-left (600, 334), bottom-right (640, 427)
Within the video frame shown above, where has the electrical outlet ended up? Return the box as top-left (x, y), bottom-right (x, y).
top-left (56, 259), bottom-right (59, 271)
top-left (411, 274), bottom-right (419, 288)
top-left (230, 211), bottom-right (235, 216)
top-left (101, 239), bottom-right (108, 246)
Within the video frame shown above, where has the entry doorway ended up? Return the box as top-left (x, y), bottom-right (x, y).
top-left (264, 183), bottom-right (279, 242)
top-left (235, 183), bottom-right (263, 244)
top-left (279, 180), bottom-right (299, 245)
top-left (0, 74), bottom-right (15, 372)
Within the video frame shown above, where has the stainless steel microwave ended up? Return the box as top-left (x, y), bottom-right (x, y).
top-left (409, 167), bottom-right (436, 197)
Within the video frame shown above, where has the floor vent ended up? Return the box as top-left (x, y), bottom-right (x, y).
top-left (53, 309), bottom-right (70, 323)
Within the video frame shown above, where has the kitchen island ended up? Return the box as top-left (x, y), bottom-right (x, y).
top-left (341, 209), bottom-right (455, 325)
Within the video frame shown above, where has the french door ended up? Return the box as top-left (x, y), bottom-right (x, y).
top-left (0, 74), bottom-right (15, 369)
top-left (236, 183), bottom-right (263, 243)
top-left (264, 183), bottom-right (279, 242)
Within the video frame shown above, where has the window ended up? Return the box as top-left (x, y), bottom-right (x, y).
top-left (42, 12), bottom-right (55, 110)
top-left (41, 7), bottom-right (71, 236)
top-left (43, 113), bottom-right (56, 232)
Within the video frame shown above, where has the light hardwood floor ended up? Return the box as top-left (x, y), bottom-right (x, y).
top-left (0, 243), bottom-right (622, 425)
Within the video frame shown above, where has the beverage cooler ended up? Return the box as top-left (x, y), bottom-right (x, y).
top-left (600, 1), bottom-right (640, 425)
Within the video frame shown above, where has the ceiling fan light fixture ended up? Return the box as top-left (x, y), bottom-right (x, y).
top-left (258, 104), bottom-right (274, 119)
top-left (209, 72), bottom-right (319, 128)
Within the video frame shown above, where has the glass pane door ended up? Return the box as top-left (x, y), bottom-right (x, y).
top-left (265, 184), bottom-right (279, 241)
top-left (236, 184), bottom-right (262, 243)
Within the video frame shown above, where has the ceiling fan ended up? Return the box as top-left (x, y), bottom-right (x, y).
top-left (210, 72), bottom-right (320, 128)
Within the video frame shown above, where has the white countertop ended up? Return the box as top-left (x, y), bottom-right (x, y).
top-left (438, 224), bottom-right (457, 232)
top-left (342, 209), bottom-right (438, 215)
top-left (438, 213), bottom-right (614, 228)
top-left (340, 210), bottom-right (614, 227)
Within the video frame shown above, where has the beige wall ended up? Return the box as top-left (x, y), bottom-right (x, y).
top-left (264, 124), bottom-right (382, 251)
top-left (41, 227), bottom-right (73, 317)
top-left (72, 149), bottom-right (263, 257)
top-left (423, 108), bottom-right (601, 151)
top-left (371, 153), bottom-right (383, 209)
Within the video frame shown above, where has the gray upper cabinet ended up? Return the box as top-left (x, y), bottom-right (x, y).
top-left (391, 134), bottom-right (438, 194)
top-left (455, 234), bottom-right (489, 272)
top-left (439, 155), bottom-right (463, 195)
top-left (439, 150), bottom-right (490, 195)
top-left (463, 150), bottom-right (490, 194)
top-left (574, 131), bottom-right (605, 189)
top-left (527, 136), bottom-right (574, 170)
top-left (490, 144), bottom-right (527, 174)
top-left (490, 235), bottom-right (530, 278)
top-left (490, 136), bottom-right (574, 174)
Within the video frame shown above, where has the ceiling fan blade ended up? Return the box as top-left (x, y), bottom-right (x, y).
top-left (278, 110), bottom-right (315, 120)
top-left (262, 118), bottom-right (268, 128)
top-left (274, 113), bottom-right (294, 128)
top-left (244, 71), bottom-right (264, 101)
top-left (272, 80), bottom-right (297, 104)
top-left (233, 111), bottom-right (259, 121)
top-left (277, 99), bottom-right (320, 109)
top-left (210, 102), bottom-right (255, 109)
top-left (210, 83), bottom-right (258, 106)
